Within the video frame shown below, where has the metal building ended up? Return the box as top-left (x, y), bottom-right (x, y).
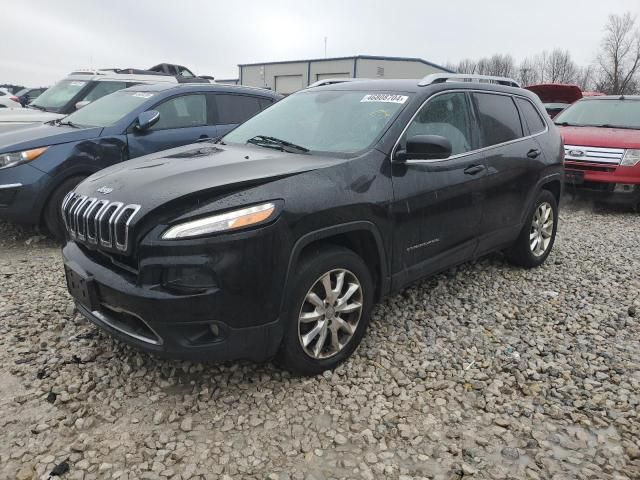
top-left (238, 55), bottom-right (452, 94)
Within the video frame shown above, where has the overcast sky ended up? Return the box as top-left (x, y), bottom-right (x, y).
top-left (4, 0), bottom-right (640, 86)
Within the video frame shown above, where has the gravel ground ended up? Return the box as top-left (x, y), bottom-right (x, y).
top-left (0, 200), bottom-right (639, 480)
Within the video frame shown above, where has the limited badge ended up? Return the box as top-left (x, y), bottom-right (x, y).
top-left (361, 94), bottom-right (408, 104)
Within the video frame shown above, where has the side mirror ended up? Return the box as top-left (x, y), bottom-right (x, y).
top-left (75, 100), bottom-right (91, 110)
top-left (135, 110), bottom-right (160, 132)
top-left (395, 135), bottom-right (452, 162)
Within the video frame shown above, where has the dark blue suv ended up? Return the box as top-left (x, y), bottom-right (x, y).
top-left (0, 83), bottom-right (281, 238)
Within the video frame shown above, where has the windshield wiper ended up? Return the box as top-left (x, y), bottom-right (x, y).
top-left (247, 135), bottom-right (309, 154)
top-left (58, 119), bottom-right (80, 128)
top-left (554, 121), bottom-right (578, 127)
top-left (28, 104), bottom-right (47, 111)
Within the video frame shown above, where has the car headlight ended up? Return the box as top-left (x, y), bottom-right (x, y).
top-left (0, 147), bottom-right (48, 169)
top-left (162, 202), bottom-right (277, 239)
top-left (621, 149), bottom-right (640, 167)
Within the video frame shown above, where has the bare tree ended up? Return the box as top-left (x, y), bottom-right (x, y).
top-left (474, 54), bottom-right (515, 77)
top-left (456, 58), bottom-right (479, 74)
top-left (518, 57), bottom-right (540, 86)
top-left (596, 12), bottom-right (640, 94)
top-left (545, 49), bottom-right (578, 84)
top-left (575, 65), bottom-right (595, 91)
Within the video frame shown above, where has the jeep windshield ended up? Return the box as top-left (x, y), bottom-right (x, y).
top-left (555, 98), bottom-right (640, 129)
top-left (62, 90), bottom-right (154, 128)
top-left (30, 79), bottom-right (89, 112)
top-left (223, 90), bottom-right (411, 155)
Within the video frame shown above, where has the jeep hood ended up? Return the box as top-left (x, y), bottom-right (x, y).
top-left (559, 126), bottom-right (640, 149)
top-left (525, 84), bottom-right (583, 104)
top-left (76, 142), bottom-right (346, 213)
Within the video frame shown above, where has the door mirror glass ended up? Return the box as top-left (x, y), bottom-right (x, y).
top-left (396, 135), bottom-right (452, 161)
top-left (135, 110), bottom-right (160, 132)
top-left (75, 100), bottom-right (91, 110)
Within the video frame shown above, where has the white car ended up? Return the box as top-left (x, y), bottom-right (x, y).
top-left (0, 90), bottom-right (21, 109)
top-left (0, 64), bottom-right (209, 133)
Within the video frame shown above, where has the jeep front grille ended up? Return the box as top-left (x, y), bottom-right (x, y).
top-left (61, 192), bottom-right (141, 252)
top-left (564, 145), bottom-right (624, 166)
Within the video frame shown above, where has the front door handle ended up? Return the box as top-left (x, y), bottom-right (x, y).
top-left (464, 164), bottom-right (486, 175)
top-left (527, 148), bottom-right (541, 159)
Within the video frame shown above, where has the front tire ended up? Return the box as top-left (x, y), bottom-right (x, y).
top-left (43, 176), bottom-right (86, 241)
top-left (506, 190), bottom-right (558, 268)
top-left (276, 246), bottom-right (374, 376)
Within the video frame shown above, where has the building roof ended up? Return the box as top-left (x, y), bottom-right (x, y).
top-left (238, 55), bottom-right (453, 73)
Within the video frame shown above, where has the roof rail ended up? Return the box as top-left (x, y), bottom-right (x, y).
top-left (419, 73), bottom-right (521, 88)
top-left (306, 78), bottom-right (369, 88)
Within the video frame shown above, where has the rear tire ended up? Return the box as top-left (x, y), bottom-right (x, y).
top-left (506, 190), bottom-right (558, 268)
top-left (275, 245), bottom-right (374, 376)
top-left (43, 176), bottom-right (86, 241)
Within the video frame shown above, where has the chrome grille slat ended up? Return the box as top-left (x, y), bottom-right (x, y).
top-left (87, 200), bottom-right (109, 243)
top-left (99, 202), bottom-right (123, 248)
top-left (76, 197), bottom-right (96, 240)
top-left (69, 196), bottom-right (87, 238)
top-left (61, 193), bottom-right (141, 252)
top-left (564, 145), bottom-right (625, 165)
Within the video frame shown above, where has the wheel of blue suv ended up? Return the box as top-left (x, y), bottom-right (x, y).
top-left (276, 245), bottom-right (374, 376)
top-left (506, 190), bottom-right (558, 268)
top-left (43, 175), bottom-right (86, 242)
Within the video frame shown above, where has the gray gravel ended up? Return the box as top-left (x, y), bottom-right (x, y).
top-left (0, 200), bottom-right (639, 480)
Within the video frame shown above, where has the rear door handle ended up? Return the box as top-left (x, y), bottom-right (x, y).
top-left (527, 148), bottom-right (541, 159)
top-left (464, 164), bottom-right (486, 175)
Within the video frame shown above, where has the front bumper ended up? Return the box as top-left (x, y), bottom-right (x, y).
top-left (564, 162), bottom-right (640, 206)
top-left (564, 179), bottom-right (640, 206)
top-left (62, 241), bottom-right (285, 362)
top-left (0, 163), bottom-right (51, 224)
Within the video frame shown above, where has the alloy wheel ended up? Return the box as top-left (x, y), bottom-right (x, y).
top-left (298, 269), bottom-right (363, 359)
top-left (530, 202), bottom-right (554, 257)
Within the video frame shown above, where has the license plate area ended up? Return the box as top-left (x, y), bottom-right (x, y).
top-left (565, 170), bottom-right (585, 184)
top-left (65, 263), bottom-right (98, 311)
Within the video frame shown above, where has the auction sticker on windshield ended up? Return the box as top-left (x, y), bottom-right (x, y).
top-left (361, 94), bottom-right (408, 104)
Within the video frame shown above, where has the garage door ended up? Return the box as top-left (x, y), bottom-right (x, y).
top-left (315, 73), bottom-right (350, 81)
top-left (275, 75), bottom-right (304, 95)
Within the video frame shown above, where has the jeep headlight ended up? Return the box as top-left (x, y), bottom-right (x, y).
top-left (162, 202), bottom-right (277, 239)
top-left (621, 149), bottom-right (640, 167)
top-left (0, 147), bottom-right (48, 170)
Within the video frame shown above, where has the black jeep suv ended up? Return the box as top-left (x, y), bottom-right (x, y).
top-left (61, 74), bottom-right (564, 375)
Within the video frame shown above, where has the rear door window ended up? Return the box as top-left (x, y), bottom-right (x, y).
top-left (515, 97), bottom-right (546, 135)
top-left (150, 94), bottom-right (207, 130)
top-left (213, 94), bottom-right (263, 125)
top-left (472, 93), bottom-right (523, 147)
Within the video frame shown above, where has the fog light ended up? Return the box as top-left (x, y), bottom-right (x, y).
top-left (613, 183), bottom-right (636, 193)
top-left (162, 266), bottom-right (217, 291)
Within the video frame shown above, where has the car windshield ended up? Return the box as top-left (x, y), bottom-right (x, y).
top-left (223, 90), bottom-right (411, 155)
top-left (63, 90), bottom-right (155, 128)
top-left (31, 79), bottom-right (89, 112)
top-left (555, 99), bottom-right (640, 129)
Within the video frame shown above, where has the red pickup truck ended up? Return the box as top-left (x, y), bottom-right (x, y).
top-left (554, 95), bottom-right (640, 208)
